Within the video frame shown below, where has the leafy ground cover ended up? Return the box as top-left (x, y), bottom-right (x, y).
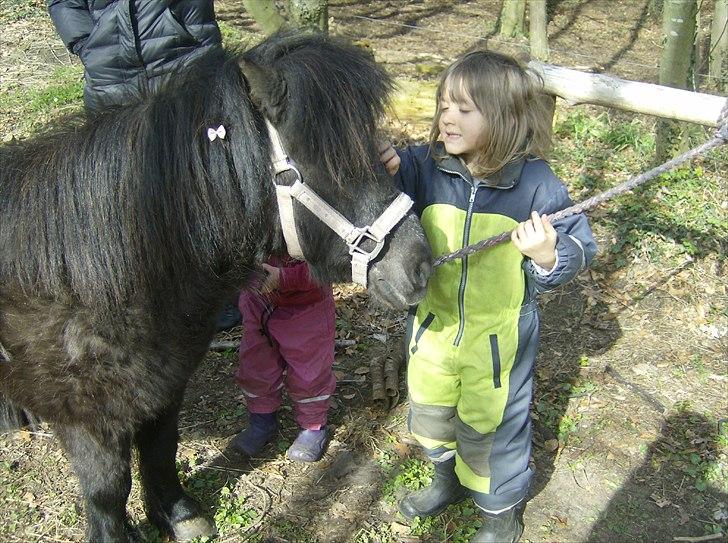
top-left (0, 0), bottom-right (726, 541)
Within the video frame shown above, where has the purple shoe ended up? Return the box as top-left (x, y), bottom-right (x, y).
top-left (231, 412), bottom-right (278, 456)
top-left (286, 427), bottom-right (329, 462)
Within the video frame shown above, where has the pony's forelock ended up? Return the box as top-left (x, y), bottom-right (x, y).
top-left (247, 34), bottom-right (393, 189)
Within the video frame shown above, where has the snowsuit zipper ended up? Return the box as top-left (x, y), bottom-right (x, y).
top-left (454, 182), bottom-right (478, 346)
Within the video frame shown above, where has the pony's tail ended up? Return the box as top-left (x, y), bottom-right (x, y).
top-left (0, 395), bottom-right (38, 432)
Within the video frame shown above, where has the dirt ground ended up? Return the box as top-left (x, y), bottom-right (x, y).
top-left (0, 0), bottom-right (726, 542)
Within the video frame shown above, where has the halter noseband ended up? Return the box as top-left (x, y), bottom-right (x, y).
top-left (265, 119), bottom-right (413, 287)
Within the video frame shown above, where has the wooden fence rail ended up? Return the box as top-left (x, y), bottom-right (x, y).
top-left (528, 61), bottom-right (727, 127)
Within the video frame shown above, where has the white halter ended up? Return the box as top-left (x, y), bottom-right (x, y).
top-left (265, 120), bottom-right (413, 287)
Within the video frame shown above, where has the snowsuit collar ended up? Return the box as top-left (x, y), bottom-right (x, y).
top-left (433, 142), bottom-right (526, 189)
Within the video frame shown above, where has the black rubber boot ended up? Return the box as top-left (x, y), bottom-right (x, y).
top-left (471, 501), bottom-right (525, 543)
top-left (398, 457), bottom-right (468, 519)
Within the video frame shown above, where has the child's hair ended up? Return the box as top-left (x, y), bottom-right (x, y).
top-left (429, 50), bottom-right (553, 178)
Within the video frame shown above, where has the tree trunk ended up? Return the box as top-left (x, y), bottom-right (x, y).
top-left (710, 0), bottom-right (728, 92)
top-left (655, 0), bottom-right (697, 163)
top-left (529, 0), bottom-right (549, 60)
top-left (660, 0), bottom-right (696, 88)
top-left (242, 0), bottom-right (287, 35)
top-left (500, 0), bottom-right (526, 37)
top-left (648, 0), bottom-right (664, 22)
top-left (288, 0), bottom-right (328, 34)
top-left (694, 3), bottom-right (709, 90)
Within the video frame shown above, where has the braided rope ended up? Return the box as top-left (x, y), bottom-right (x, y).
top-left (433, 99), bottom-right (728, 268)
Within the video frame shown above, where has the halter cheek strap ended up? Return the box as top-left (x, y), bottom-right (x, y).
top-left (265, 119), bottom-right (414, 287)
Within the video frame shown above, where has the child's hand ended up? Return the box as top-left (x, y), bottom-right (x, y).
top-left (378, 141), bottom-right (400, 176)
top-left (260, 263), bottom-right (281, 293)
top-left (511, 211), bottom-right (557, 270)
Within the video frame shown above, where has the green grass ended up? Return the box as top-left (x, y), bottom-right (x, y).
top-left (354, 523), bottom-right (394, 543)
top-left (0, 0), bottom-right (45, 23)
top-left (552, 110), bottom-right (727, 271)
top-left (273, 519), bottom-right (318, 542)
top-left (380, 457), bottom-right (432, 504)
top-left (219, 20), bottom-right (257, 50)
top-left (1, 64), bottom-right (84, 135)
top-left (214, 404), bottom-right (247, 430)
top-left (534, 385), bottom-right (586, 443)
top-left (554, 111), bottom-right (654, 156)
top-left (213, 485), bottom-right (257, 533)
top-left (650, 406), bottom-right (728, 503)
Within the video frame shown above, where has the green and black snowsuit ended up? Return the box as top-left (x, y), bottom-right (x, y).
top-left (396, 144), bottom-right (597, 512)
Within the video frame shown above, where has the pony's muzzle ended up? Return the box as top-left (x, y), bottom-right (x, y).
top-left (414, 258), bottom-right (433, 293)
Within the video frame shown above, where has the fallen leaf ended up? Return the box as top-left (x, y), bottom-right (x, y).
top-left (390, 521), bottom-right (412, 535)
top-left (393, 442), bottom-right (411, 458)
top-left (372, 333), bottom-right (388, 343)
top-left (650, 493), bottom-right (671, 508)
top-left (23, 492), bottom-right (36, 508)
top-left (354, 366), bottom-right (370, 375)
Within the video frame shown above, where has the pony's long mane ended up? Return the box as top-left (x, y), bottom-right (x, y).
top-left (0, 50), bottom-right (271, 312)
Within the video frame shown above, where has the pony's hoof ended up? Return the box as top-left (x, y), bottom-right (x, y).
top-left (172, 517), bottom-right (216, 541)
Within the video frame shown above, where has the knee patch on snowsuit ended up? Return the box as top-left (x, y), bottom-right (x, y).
top-left (408, 400), bottom-right (457, 450)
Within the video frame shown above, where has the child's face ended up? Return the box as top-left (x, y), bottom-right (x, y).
top-left (438, 82), bottom-right (485, 167)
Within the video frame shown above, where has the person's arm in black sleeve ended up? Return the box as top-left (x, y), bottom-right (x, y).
top-left (47, 0), bottom-right (93, 56)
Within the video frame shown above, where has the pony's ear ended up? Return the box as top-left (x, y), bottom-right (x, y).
top-left (240, 58), bottom-right (287, 124)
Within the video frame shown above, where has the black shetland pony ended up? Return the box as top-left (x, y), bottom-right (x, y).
top-left (0, 33), bottom-right (431, 542)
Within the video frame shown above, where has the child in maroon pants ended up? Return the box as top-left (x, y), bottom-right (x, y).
top-left (231, 256), bottom-right (336, 462)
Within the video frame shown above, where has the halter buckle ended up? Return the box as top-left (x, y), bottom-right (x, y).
top-left (347, 226), bottom-right (385, 261)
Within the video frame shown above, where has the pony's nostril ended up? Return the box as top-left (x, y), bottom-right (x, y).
top-left (417, 259), bottom-right (432, 287)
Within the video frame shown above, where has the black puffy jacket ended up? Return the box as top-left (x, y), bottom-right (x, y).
top-left (48, 0), bottom-right (222, 112)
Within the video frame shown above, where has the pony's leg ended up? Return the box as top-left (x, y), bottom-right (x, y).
top-left (135, 403), bottom-right (216, 541)
top-left (55, 425), bottom-right (135, 543)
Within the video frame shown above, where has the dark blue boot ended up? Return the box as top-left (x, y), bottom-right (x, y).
top-left (230, 412), bottom-right (278, 456)
top-left (286, 427), bottom-right (329, 462)
top-left (216, 303), bottom-right (241, 332)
